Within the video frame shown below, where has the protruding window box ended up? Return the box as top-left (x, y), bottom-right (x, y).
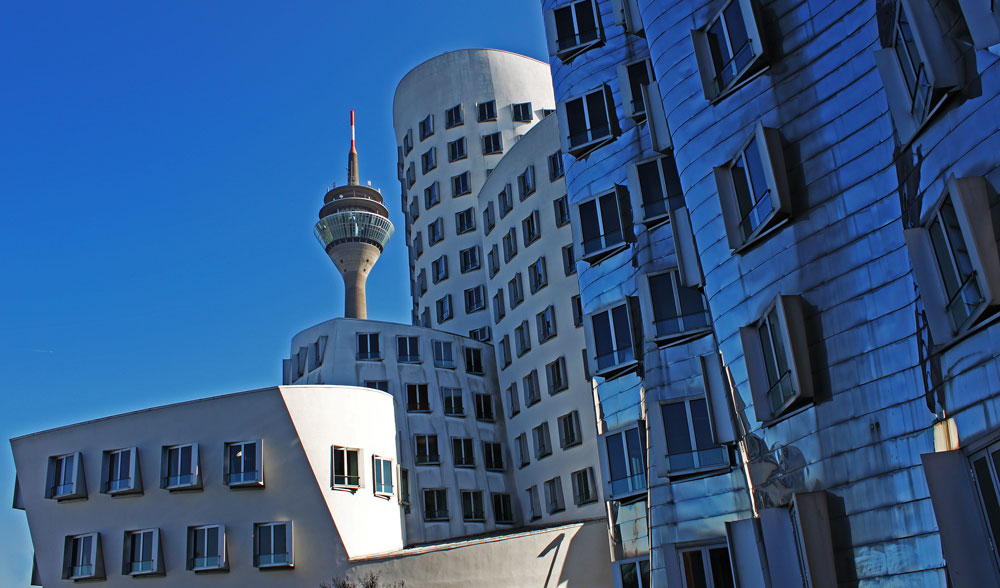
top-left (223, 440), bottom-right (263, 488)
top-left (101, 447), bottom-right (142, 496)
top-left (626, 155), bottom-right (684, 228)
top-left (545, 0), bottom-right (605, 63)
top-left (187, 524), bottom-right (227, 572)
top-left (123, 528), bottom-right (164, 576)
top-left (558, 86), bottom-right (620, 159)
top-left (691, 0), bottom-right (767, 102)
top-left (637, 270), bottom-right (711, 348)
top-left (46, 452), bottom-right (86, 501)
top-left (63, 532), bottom-right (105, 580)
top-left (572, 186), bottom-right (634, 265)
top-left (585, 298), bottom-right (642, 379)
top-left (254, 522), bottom-right (292, 569)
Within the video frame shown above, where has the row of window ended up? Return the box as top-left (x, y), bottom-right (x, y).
top-left (61, 522), bottom-right (292, 580)
top-left (355, 333), bottom-right (485, 373)
top-left (511, 410), bottom-right (585, 467)
top-left (410, 434), bottom-right (506, 471)
top-left (495, 297), bottom-right (583, 371)
top-left (523, 466), bottom-right (598, 520)
top-left (404, 384), bottom-right (497, 422)
top-left (402, 100), bottom-right (537, 154)
top-left (421, 488), bottom-right (515, 525)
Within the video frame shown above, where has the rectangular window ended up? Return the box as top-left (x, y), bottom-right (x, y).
top-left (493, 493), bottom-right (514, 523)
top-left (475, 393), bottom-right (495, 422)
top-left (373, 456), bottom-right (393, 496)
top-left (483, 132), bottom-right (503, 155)
top-left (562, 244), bottom-right (577, 276)
top-left (409, 197), bottom-right (420, 221)
top-left (407, 383), bottom-right (430, 412)
top-left (459, 245), bottom-right (481, 272)
top-left (442, 387), bottom-right (464, 416)
top-left (498, 183), bottom-right (514, 218)
top-left (65, 533), bottom-right (100, 580)
top-left (124, 528), bottom-right (160, 575)
top-left (103, 447), bottom-right (137, 494)
top-left (424, 181), bottom-right (440, 209)
top-left (577, 187), bottom-right (631, 262)
top-left (465, 347), bottom-right (485, 375)
top-left (483, 442), bottom-right (504, 470)
top-left (533, 422), bottom-right (553, 459)
top-left (453, 438), bottom-right (475, 467)
top-left (163, 443), bottom-right (198, 490)
top-left (621, 58), bottom-right (653, 119)
top-left (364, 380), bottom-right (388, 392)
top-left (254, 522), bottom-right (291, 568)
top-left (224, 440), bottom-right (262, 487)
top-left (469, 325), bottom-right (492, 342)
top-left (562, 86), bottom-right (617, 156)
top-left (415, 434), bottom-right (440, 465)
top-left (523, 370), bottom-right (541, 406)
top-left (549, 0), bottom-right (604, 61)
top-left (332, 446), bottom-right (361, 489)
top-left (456, 207), bottom-right (476, 234)
top-left (421, 147), bottom-right (437, 174)
top-left (424, 489), bottom-right (449, 521)
top-left (187, 524), bottom-right (224, 571)
top-left (646, 271), bottom-right (711, 346)
top-left (590, 301), bottom-right (639, 375)
top-left (691, 0), bottom-right (765, 100)
top-left (680, 544), bottom-right (734, 588)
top-left (483, 201), bottom-right (496, 235)
top-left (571, 467), bottom-right (598, 505)
top-left (477, 100), bottom-right (497, 122)
top-left (515, 320), bottom-right (532, 356)
top-left (548, 150), bottom-right (565, 181)
top-left (356, 332), bottom-right (381, 360)
top-left (488, 245), bottom-right (500, 277)
top-left (554, 195), bottom-right (570, 226)
top-left (493, 288), bottom-right (506, 322)
top-left (448, 137), bottom-right (467, 162)
top-left (48, 452), bottom-right (84, 500)
top-left (436, 295), bottom-right (453, 323)
top-left (406, 162), bottom-right (416, 188)
top-left (446, 104), bottom-right (463, 128)
top-left (558, 411), bottom-right (583, 448)
top-left (417, 269), bottom-right (427, 294)
top-left (431, 255), bottom-right (448, 284)
top-left (503, 227), bottom-right (519, 262)
top-left (499, 335), bottom-right (512, 369)
top-left (418, 114), bottom-right (434, 140)
top-left (397, 336), bottom-right (420, 362)
top-left (572, 295), bottom-right (584, 327)
top-left (617, 557), bottom-right (652, 588)
top-left (462, 490), bottom-right (486, 521)
top-left (451, 171), bottom-right (471, 197)
top-left (546, 357), bottom-right (568, 395)
top-left (512, 102), bottom-right (533, 122)
top-left (428, 217), bottom-right (444, 245)
top-left (433, 340), bottom-right (455, 368)
top-left (529, 256), bottom-right (548, 293)
top-left (544, 476), bottom-right (566, 514)
top-left (628, 155), bottom-right (685, 226)
top-left (517, 165), bottom-right (536, 200)
top-left (522, 210), bottom-right (541, 245)
top-left (606, 426), bottom-right (647, 497)
top-left (526, 485), bottom-right (542, 520)
top-left (398, 467), bottom-right (411, 506)
top-left (420, 308), bottom-right (430, 328)
top-left (516, 433), bottom-right (530, 468)
top-left (413, 232), bottom-right (424, 258)
top-left (508, 382), bottom-right (520, 417)
top-left (537, 306), bottom-right (557, 342)
top-left (402, 129), bottom-right (413, 154)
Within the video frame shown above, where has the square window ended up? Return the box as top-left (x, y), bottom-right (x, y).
top-left (448, 137), bottom-right (467, 162)
top-left (642, 271), bottom-right (711, 346)
top-left (554, 195), bottom-right (571, 226)
top-left (518, 165), bottom-right (536, 200)
top-left (483, 132), bottom-right (503, 155)
top-left (627, 155), bottom-right (685, 226)
top-left (187, 524), bottom-right (226, 571)
top-left (558, 411), bottom-right (583, 448)
top-left (547, 0), bottom-right (605, 62)
top-left (47, 452), bottom-right (85, 500)
top-left (661, 398), bottom-right (729, 474)
top-left (442, 387), bottom-right (464, 416)
top-left (576, 186), bottom-right (632, 263)
top-left (397, 336), bottom-right (421, 362)
top-left (488, 245), bottom-right (500, 277)
top-left (465, 347), bottom-right (485, 375)
top-left (124, 528), bottom-right (162, 575)
top-left (529, 256), bottom-right (548, 293)
top-left (483, 442), bottom-right (504, 470)
top-left (606, 426), bottom-right (647, 497)
top-left (456, 207), bottom-right (476, 234)
top-left (464, 285), bottom-right (486, 313)
top-left (452, 438), bottom-right (475, 467)
top-left (477, 100), bottom-right (497, 122)
top-left (415, 434), bottom-right (439, 465)
top-left (421, 147), bottom-right (437, 174)
top-left (533, 422), bottom-right (552, 459)
top-left (536, 306), bottom-right (557, 342)
top-left (224, 440), bottom-right (262, 487)
top-left (332, 446), bottom-right (362, 489)
top-left (431, 255), bottom-right (449, 284)
top-left (418, 115), bottom-right (434, 141)
top-left (560, 85), bottom-right (618, 157)
top-left (522, 210), bottom-right (542, 245)
top-left (407, 383), bottom-right (430, 412)
top-left (424, 182), bottom-right (440, 209)
top-left (423, 488), bottom-right (449, 521)
top-left (162, 443), bottom-right (199, 490)
top-left (475, 393), bottom-right (495, 422)
top-left (512, 102), bottom-right (533, 122)
top-left (459, 246), bottom-right (481, 273)
top-left (101, 447), bottom-right (140, 495)
top-left (514, 319), bottom-right (531, 356)
top-left (63, 532), bottom-right (103, 580)
top-left (571, 467), bottom-right (598, 505)
top-left (356, 332), bottom-right (381, 360)
top-left (493, 493), bottom-right (514, 523)
top-left (373, 455), bottom-right (393, 496)
top-left (548, 150), bottom-right (565, 181)
top-left (462, 490), bottom-right (486, 521)
top-left (691, 0), bottom-right (766, 100)
top-left (446, 104), bottom-right (464, 128)
top-left (451, 171), bottom-right (472, 197)
top-left (254, 522), bottom-right (292, 568)
top-left (436, 294), bottom-right (453, 323)
top-left (544, 476), bottom-right (566, 514)
top-left (546, 357), bottom-right (569, 395)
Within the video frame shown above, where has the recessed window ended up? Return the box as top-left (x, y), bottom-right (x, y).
top-left (356, 332), bottom-right (381, 360)
top-left (483, 132), bottom-right (503, 155)
top-left (436, 294), bottom-right (453, 323)
top-left (465, 285), bottom-right (486, 313)
top-left (558, 411), bottom-right (582, 448)
top-left (606, 426), bottom-right (647, 497)
top-left (680, 544), bottom-right (734, 588)
top-left (493, 493), bottom-right (514, 523)
top-left (620, 58), bottom-right (653, 119)
top-left (102, 447), bottom-right (140, 495)
top-left (483, 442), bottom-right (504, 471)
top-left (431, 255), bottom-right (448, 284)
top-left (533, 422), bottom-right (553, 459)
top-left (433, 340), bottom-right (455, 368)
top-left (456, 207), bottom-right (476, 234)
top-left (522, 210), bottom-right (541, 245)
top-left (523, 370), bottom-right (541, 406)
top-left (544, 476), bottom-right (566, 514)
top-left (515, 320), bottom-right (532, 356)
top-left (512, 102), bottom-right (533, 123)
top-left (451, 171), bottom-right (471, 197)
top-left (46, 452), bottom-right (85, 500)
top-left (364, 380), bottom-right (389, 392)
top-left (483, 202), bottom-right (496, 235)
top-left (518, 165), bottom-right (536, 200)
top-left (453, 438), bottom-right (475, 467)
top-left (560, 86), bottom-right (618, 157)
top-left (397, 335), bottom-right (420, 362)
top-left (499, 335), bottom-right (512, 369)
top-left (662, 398), bottom-right (729, 475)
top-left (475, 393), bottom-right (495, 422)
top-left (546, 357), bottom-right (568, 395)
top-left (537, 306), bottom-right (557, 342)
top-left (477, 100), bottom-right (497, 122)
top-left (445, 104), bottom-right (464, 128)
top-left (124, 528), bottom-right (162, 575)
top-left (423, 489), bottom-right (449, 521)
top-left (409, 197), bottom-right (420, 221)
top-left (715, 123), bottom-right (790, 250)
top-left (373, 455), bottom-right (393, 496)
top-left (526, 485), bottom-right (542, 520)
top-left (398, 467), bottom-right (411, 507)
top-left (627, 155), bottom-right (684, 226)
top-left (493, 288), bottom-right (506, 322)
top-left (254, 522), bottom-right (292, 568)
top-left (516, 433), bottom-right (530, 468)
top-left (415, 434), bottom-right (439, 465)
top-left (576, 186), bottom-right (632, 263)
top-left (412, 232), bottom-right (423, 258)
top-left (424, 182), bottom-right (440, 209)
top-left (588, 299), bottom-right (641, 377)
top-left (63, 532), bottom-right (102, 580)
top-left (548, 150), bottom-right (565, 181)
top-left (554, 195), bottom-right (570, 226)
top-left (402, 129), bottom-right (413, 154)
top-left (562, 244), bottom-right (576, 276)
top-left (548, 0), bottom-right (605, 62)
top-left (448, 137), bottom-right (467, 162)
top-left (162, 443), bottom-right (199, 490)
top-left (187, 524), bottom-right (226, 571)
top-left (459, 245), bottom-right (480, 273)
top-left (465, 347), bottom-right (485, 375)
top-left (572, 295), bottom-right (584, 327)
top-left (462, 490), bottom-right (486, 522)
top-left (405, 162), bottom-right (416, 188)
top-left (488, 245), bottom-right (500, 277)
top-left (407, 383), bottom-right (430, 412)
top-left (428, 217), bottom-right (444, 245)
top-left (224, 440), bottom-right (262, 487)
top-left (642, 271), bottom-right (711, 346)
top-left (332, 446), bottom-right (361, 489)
top-left (418, 115), bottom-right (434, 141)
top-left (503, 228), bottom-right (519, 262)
top-left (571, 467), bottom-right (598, 505)
top-left (529, 257), bottom-right (548, 293)
top-left (420, 308), bottom-right (430, 328)
top-left (421, 147), bottom-right (437, 174)
top-left (498, 183), bottom-right (514, 218)
top-left (442, 387), bottom-right (464, 416)
top-left (691, 0), bottom-right (766, 100)
top-left (469, 325), bottom-right (492, 342)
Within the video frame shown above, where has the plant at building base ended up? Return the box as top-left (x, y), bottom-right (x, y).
top-left (322, 572), bottom-right (406, 588)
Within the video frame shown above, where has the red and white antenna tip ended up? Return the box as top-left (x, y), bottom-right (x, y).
top-left (350, 110), bottom-right (356, 150)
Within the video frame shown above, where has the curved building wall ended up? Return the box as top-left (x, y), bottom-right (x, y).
top-left (393, 49), bottom-right (556, 338)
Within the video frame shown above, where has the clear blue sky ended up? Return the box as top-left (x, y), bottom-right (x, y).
top-left (0, 1), bottom-right (548, 583)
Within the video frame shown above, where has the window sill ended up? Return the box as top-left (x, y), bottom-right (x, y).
top-left (555, 39), bottom-right (604, 64)
top-left (227, 480), bottom-right (264, 489)
top-left (708, 64), bottom-right (769, 106)
top-left (568, 135), bottom-right (616, 160)
top-left (580, 241), bottom-right (629, 265)
top-left (593, 358), bottom-right (640, 380)
top-left (732, 215), bottom-right (789, 255)
top-left (332, 485), bottom-right (360, 493)
top-left (651, 326), bottom-right (714, 349)
top-left (485, 467), bottom-right (505, 473)
top-left (658, 460), bottom-right (732, 482)
top-left (930, 306), bottom-right (1000, 354)
top-left (444, 413), bottom-right (466, 418)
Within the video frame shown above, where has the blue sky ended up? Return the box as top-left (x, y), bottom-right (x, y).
top-left (0, 1), bottom-right (548, 583)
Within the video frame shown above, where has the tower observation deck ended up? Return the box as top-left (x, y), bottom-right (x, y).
top-left (314, 110), bottom-right (394, 319)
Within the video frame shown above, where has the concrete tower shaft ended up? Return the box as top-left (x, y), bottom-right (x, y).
top-left (313, 111), bottom-right (394, 319)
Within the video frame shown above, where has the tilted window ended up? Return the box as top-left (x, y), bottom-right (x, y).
top-left (448, 137), bottom-right (467, 162)
top-left (224, 440), bottom-right (263, 487)
top-left (691, 0), bottom-right (767, 101)
top-left (518, 165), bottom-right (536, 200)
top-left (529, 256), bottom-right (548, 293)
top-left (559, 86), bottom-right (619, 158)
top-left (611, 0), bottom-right (644, 36)
top-left (516, 433), bottom-right (530, 467)
top-left (418, 115), bottom-right (434, 140)
top-left (606, 425), bottom-right (647, 498)
top-left (627, 155), bottom-right (684, 227)
top-left (546, 356), bottom-right (569, 395)
top-left (427, 217), bottom-right (444, 245)
top-left (488, 245), bottom-right (500, 277)
top-left (483, 442), bottom-right (504, 471)
top-left (456, 207), bottom-right (476, 234)
top-left (452, 171), bottom-right (471, 197)
top-left (522, 210), bottom-right (542, 245)
top-left (523, 369), bottom-right (541, 405)
top-left (424, 182), bottom-right (440, 211)
top-left (477, 100), bottom-right (497, 122)
top-left (512, 102), bottom-right (533, 123)
top-left (332, 446), bottom-right (361, 489)
top-left (373, 456), bottom-right (393, 496)
top-left (544, 476), bottom-right (566, 514)
top-left (465, 285), bottom-right (486, 313)
top-left (533, 422), bottom-right (553, 459)
top-left (537, 305), bottom-right (557, 342)
top-left (459, 245), bottom-right (480, 272)
top-left (548, 150), bottom-right (565, 181)
top-left (546, 0), bottom-right (605, 62)
top-left (558, 411), bottom-right (583, 448)
top-left (445, 104), bottom-right (464, 128)
top-left (526, 485), bottom-right (542, 520)
top-left (483, 201), bottom-right (496, 235)
top-left (586, 298), bottom-right (642, 378)
top-left (639, 270), bottom-right (711, 347)
top-left (63, 532), bottom-right (104, 580)
top-left (254, 522), bottom-right (292, 568)
top-left (661, 397), bottom-right (729, 475)
top-left (574, 186), bottom-right (633, 263)
top-left (421, 147), bottom-right (437, 174)
top-left (508, 382), bottom-right (520, 416)
top-left (493, 288), bottom-right (506, 322)
top-left (414, 434), bottom-right (439, 464)
top-left (679, 544), bottom-right (733, 588)
top-left (431, 255), bottom-right (448, 284)
top-left (499, 335), bottom-right (512, 369)
top-left (515, 320), bottom-right (532, 356)
top-left (562, 244), bottom-right (576, 276)
top-left (554, 195), bottom-right (571, 226)
top-left (503, 228), bottom-right (519, 263)
top-left (571, 467), bottom-right (598, 505)
top-left (483, 132), bottom-right (503, 155)
top-left (436, 294), bottom-right (453, 323)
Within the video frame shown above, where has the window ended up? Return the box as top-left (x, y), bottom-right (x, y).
top-left (503, 227), bottom-right (519, 262)
top-left (424, 182), bottom-right (440, 209)
top-left (522, 370), bottom-right (541, 407)
top-left (643, 271), bottom-right (711, 346)
top-left (544, 476), bottom-right (566, 514)
top-left (715, 123), bottom-right (790, 250)
top-left (459, 245), bottom-right (481, 272)
top-left (451, 171), bottom-right (471, 196)
top-left (398, 467), bottom-right (410, 506)
top-left (431, 255), bottom-right (448, 284)
top-left (483, 202), bottom-right (496, 235)
top-left (424, 489), bottom-right (449, 521)
top-left (680, 544), bottom-right (735, 588)
top-left (548, 0), bottom-right (604, 62)
top-left (448, 137), bottom-right (467, 162)
top-left (397, 336), bottom-right (421, 363)
top-left (589, 300), bottom-right (640, 376)
top-left (417, 269), bottom-right (427, 294)
top-left (402, 128), bottom-right (413, 154)
top-left (572, 295), bottom-right (584, 327)
top-left (407, 383), bottom-right (430, 412)
top-left (529, 257), bottom-right (548, 293)
top-left (462, 490), bottom-right (486, 521)
top-left (533, 422), bottom-right (553, 459)
top-left (558, 411), bottom-right (583, 448)
top-left (332, 446), bottom-right (361, 489)
top-left (64, 532), bottom-right (102, 580)
top-left (476, 393), bottom-right (495, 421)
top-left (518, 165), bottom-right (536, 200)
top-left (620, 58), bottom-right (653, 119)
top-left (493, 493), bottom-right (514, 523)
top-left (526, 485), bottom-right (542, 520)
top-left (488, 245), bottom-right (500, 277)
top-left (537, 306), bottom-right (557, 342)
top-left (483, 442), bottom-right (504, 470)
top-left (47, 452), bottom-right (85, 500)
top-left (373, 456), bottom-right (393, 496)
top-left (546, 357), bottom-right (569, 395)
top-left (512, 102), bottom-right (533, 122)
top-left (162, 443), bottom-right (199, 490)
top-left (515, 320), bottom-right (532, 356)
top-left (421, 147), bottom-right (437, 174)
top-left (571, 468), bottom-right (598, 505)
top-left (364, 380), bottom-right (389, 392)
top-left (187, 525), bottom-right (225, 571)
top-left (493, 289), bottom-right (506, 322)
top-left (477, 100), bottom-right (497, 122)
top-left (483, 132), bottom-right (503, 154)
top-left (459, 346), bottom-right (481, 374)
top-left (456, 207), bottom-right (476, 234)
top-left (446, 104), bottom-right (464, 128)
top-left (554, 195), bottom-right (570, 226)
top-left (499, 335), bottom-right (512, 369)
top-left (628, 155), bottom-right (685, 226)
top-left (453, 438), bottom-right (475, 467)
top-left (436, 294), bottom-right (453, 323)
top-left (433, 340), bottom-right (455, 368)
top-left (522, 210), bottom-right (541, 245)
top-left (906, 176), bottom-right (1000, 345)
top-left (577, 186), bottom-right (632, 262)
top-left (418, 114), bottom-right (434, 140)
top-left (617, 557), bottom-right (652, 588)
top-left (464, 286), bottom-right (485, 313)
top-left (405, 162), bottom-right (416, 188)
top-left (357, 332), bottom-right (381, 360)
top-left (443, 388), bottom-right (464, 416)
top-left (516, 433), bottom-right (530, 467)
top-left (224, 440), bottom-right (262, 487)
top-left (409, 197), bottom-right (420, 221)
top-left (691, 0), bottom-right (766, 100)
top-left (102, 447), bottom-right (140, 494)
top-left (420, 308), bottom-right (430, 328)
top-left (561, 86), bottom-right (618, 157)
top-left (124, 528), bottom-right (161, 575)
top-left (428, 217), bottom-right (444, 245)
top-left (498, 183), bottom-right (514, 218)
top-left (415, 434), bottom-right (439, 465)
top-left (548, 150), bottom-right (565, 181)
top-left (254, 522), bottom-right (291, 568)
top-left (739, 294), bottom-right (813, 422)
top-left (562, 244), bottom-right (577, 275)
top-left (469, 326), bottom-right (492, 342)
top-left (606, 426), bottom-right (647, 497)
top-left (413, 232), bottom-right (424, 259)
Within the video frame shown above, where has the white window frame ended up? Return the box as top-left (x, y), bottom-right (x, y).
top-left (584, 298), bottom-right (642, 378)
top-left (102, 447), bottom-right (140, 495)
top-left (373, 455), bottom-right (393, 497)
top-left (224, 440), bottom-right (263, 487)
top-left (254, 521), bottom-right (292, 568)
top-left (47, 452), bottom-right (86, 500)
top-left (545, 0), bottom-right (605, 63)
top-left (123, 528), bottom-right (162, 575)
top-left (64, 532), bottom-right (102, 580)
top-left (571, 185), bottom-right (633, 264)
top-left (691, 0), bottom-right (767, 101)
top-left (637, 270), bottom-right (711, 348)
top-left (558, 85), bottom-right (619, 158)
top-left (499, 183), bottom-right (514, 218)
top-left (626, 154), bottom-right (685, 227)
top-left (188, 524), bottom-right (226, 571)
top-left (332, 446), bottom-right (362, 490)
top-left (162, 443), bottom-right (199, 490)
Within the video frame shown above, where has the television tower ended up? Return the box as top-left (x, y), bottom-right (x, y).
top-left (314, 110), bottom-right (394, 319)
